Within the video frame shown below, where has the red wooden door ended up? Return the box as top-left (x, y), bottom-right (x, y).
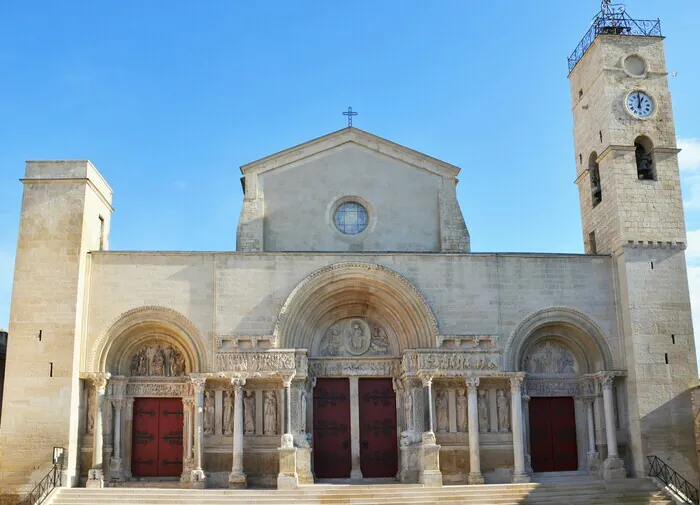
top-left (157, 398), bottom-right (184, 477)
top-left (359, 378), bottom-right (398, 478)
top-left (313, 379), bottom-right (351, 478)
top-left (132, 398), bottom-right (183, 477)
top-left (529, 397), bottom-right (578, 472)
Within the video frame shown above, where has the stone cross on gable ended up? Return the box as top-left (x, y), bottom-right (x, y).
top-left (342, 106), bottom-right (358, 127)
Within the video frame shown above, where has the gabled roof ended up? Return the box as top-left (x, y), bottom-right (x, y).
top-left (240, 127), bottom-right (460, 178)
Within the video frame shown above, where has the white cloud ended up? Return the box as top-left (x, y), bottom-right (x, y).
top-left (686, 229), bottom-right (700, 260)
top-left (679, 138), bottom-right (700, 172)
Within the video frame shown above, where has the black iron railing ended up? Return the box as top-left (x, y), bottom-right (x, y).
top-left (648, 455), bottom-right (699, 505)
top-left (568, 3), bottom-right (661, 73)
top-left (18, 465), bottom-right (61, 505)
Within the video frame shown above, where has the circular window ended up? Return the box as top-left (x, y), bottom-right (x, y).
top-left (334, 201), bottom-right (368, 235)
top-left (623, 54), bottom-right (646, 77)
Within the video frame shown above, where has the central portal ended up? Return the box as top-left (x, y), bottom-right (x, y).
top-left (313, 378), bottom-right (398, 479)
top-left (131, 397), bottom-right (184, 477)
top-left (529, 396), bottom-right (578, 472)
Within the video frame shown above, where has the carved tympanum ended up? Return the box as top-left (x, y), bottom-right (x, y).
top-left (130, 343), bottom-right (186, 377)
top-left (522, 340), bottom-right (578, 375)
top-left (319, 318), bottom-right (390, 357)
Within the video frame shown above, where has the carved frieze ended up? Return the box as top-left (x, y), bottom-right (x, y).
top-left (308, 359), bottom-right (398, 378)
top-left (522, 340), bottom-right (578, 375)
top-left (216, 351), bottom-right (298, 374)
top-left (126, 380), bottom-right (190, 398)
top-left (130, 343), bottom-right (186, 377)
top-left (318, 318), bottom-right (390, 357)
top-left (526, 379), bottom-right (581, 397)
top-left (401, 351), bottom-right (500, 375)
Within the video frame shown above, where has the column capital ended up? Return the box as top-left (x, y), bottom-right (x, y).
top-left (417, 370), bottom-right (438, 387)
top-left (83, 372), bottom-right (111, 391)
top-left (278, 371), bottom-right (296, 388)
top-left (465, 376), bottom-right (480, 391)
top-left (190, 377), bottom-right (207, 393)
top-left (509, 374), bottom-right (526, 391)
top-left (230, 375), bottom-right (247, 389)
top-left (183, 397), bottom-right (195, 409)
top-left (597, 371), bottom-right (618, 390)
top-left (112, 398), bottom-right (127, 410)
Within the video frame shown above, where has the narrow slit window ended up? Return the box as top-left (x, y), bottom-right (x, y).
top-left (98, 215), bottom-right (105, 251)
top-left (589, 152), bottom-right (602, 206)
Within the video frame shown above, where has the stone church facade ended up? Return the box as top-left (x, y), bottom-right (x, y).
top-left (1, 6), bottom-right (699, 500)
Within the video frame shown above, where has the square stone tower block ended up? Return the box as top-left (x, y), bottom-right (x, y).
top-left (0, 161), bottom-right (112, 499)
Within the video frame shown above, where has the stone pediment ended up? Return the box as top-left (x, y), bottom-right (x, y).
top-left (240, 127), bottom-right (460, 179)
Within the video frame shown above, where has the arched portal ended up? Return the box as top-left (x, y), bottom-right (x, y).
top-left (504, 307), bottom-right (616, 474)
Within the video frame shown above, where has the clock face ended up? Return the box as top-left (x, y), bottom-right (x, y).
top-left (626, 91), bottom-right (654, 118)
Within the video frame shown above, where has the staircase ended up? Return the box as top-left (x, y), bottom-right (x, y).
top-left (45, 477), bottom-right (675, 505)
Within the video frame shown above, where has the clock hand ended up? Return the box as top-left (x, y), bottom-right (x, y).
top-left (637, 92), bottom-right (641, 110)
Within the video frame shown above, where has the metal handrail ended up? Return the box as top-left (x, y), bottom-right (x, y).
top-left (18, 464), bottom-right (62, 505)
top-left (648, 455), bottom-right (699, 505)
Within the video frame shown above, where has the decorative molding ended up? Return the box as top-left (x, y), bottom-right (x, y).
top-left (126, 379), bottom-right (191, 398)
top-left (216, 350), bottom-right (300, 375)
top-left (273, 262), bottom-right (439, 348)
top-left (401, 350), bottom-right (500, 375)
top-left (503, 306), bottom-right (615, 371)
top-left (436, 335), bottom-right (498, 349)
top-left (216, 334), bottom-right (277, 350)
top-left (88, 305), bottom-right (209, 373)
top-left (308, 358), bottom-right (398, 378)
top-left (625, 240), bottom-right (686, 250)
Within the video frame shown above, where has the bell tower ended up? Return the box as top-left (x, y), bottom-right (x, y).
top-left (569, 2), bottom-right (699, 480)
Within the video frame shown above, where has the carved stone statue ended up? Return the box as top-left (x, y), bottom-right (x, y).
top-left (151, 347), bottom-right (166, 376)
top-left (244, 390), bottom-right (256, 435)
top-left (370, 326), bottom-right (390, 354)
top-left (478, 389), bottom-right (488, 433)
top-left (263, 391), bottom-right (277, 435)
top-left (436, 390), bottom-right (448, 433)
top-left (223, 390), bottom-right (233, 436)
top-left (169, 348), bottom-right (186, 377)
top-left (204, 391), bottom-right (215, 436)
top-left (131, 349), bottom-right (148, 376)
top-left (456, 389), bottom-right (467, 432)
top-left (300, 390), bottom-right (307, 433)
top-left (86, 387), bottom-right (95, 435)
top-left (497, 389), bottom-right (510, 432)
top-left (523, 340), bottom-right (578, 375)
top-left (404, 389), bottom-right (413, 431)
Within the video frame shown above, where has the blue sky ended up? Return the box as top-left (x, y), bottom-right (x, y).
top-left (1, 1), bottom-right (700, 351)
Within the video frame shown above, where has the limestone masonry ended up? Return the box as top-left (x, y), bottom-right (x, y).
top-left (1, 4), bottom-right (698, 503)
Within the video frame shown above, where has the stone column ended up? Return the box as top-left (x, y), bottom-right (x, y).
top-left (599, 372), bottom-right (625, 480)
top-left (510, 376), bottom-right (530, 483)
top-left (277, 372), bottom-right (298, 490)
top-left (190, 378), bottom-right (207, 487)
top-left (229, 376), bottom-right (247, 488)
top-left (465, 377), bottom-right (483, 484)
top-left (109, 399), bottom-right (125, 481)
top-left (87, 373), bottom-right (110, 488)
top-left (349, 376), bottom-right (363, 479)
top-left (124, 398), bottom-right (134, 479)
top-left (181, 398), bottom-right (194, 483)
top-left (586, 397), bottom-right (600, 473)
top-left (418, 371), bottom-right (442, 487)
top-left (522, 393), bottom-right (533, 474)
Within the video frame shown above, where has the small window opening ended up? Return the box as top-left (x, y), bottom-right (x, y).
top-left (650, 261), bottom-right (654, 270)
top-left (579, 154), bottom-right (582, 165)
top-left (589, 152), bottom-right (602, 206)
top-left (578, 89), bottom-right (583, 99)
top-left (635, 136), bottom-right (656, 180)
top-left (98, 215), bottom-right (105, 251)
top-left (664, 353), bottom-right (668, 364)
top-left (589, 231), bottom-right (597, 254)
top-left (599, 130), bottom-right (603, 143)
top-left (671, 334), bottom-right (675, 344)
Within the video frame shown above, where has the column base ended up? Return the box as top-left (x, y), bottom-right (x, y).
top-left (228, 470), bottom-right (247, 488)
top-left (109, 457), bottom-right (125, 482)
top-left (602, 456), bottom-right (626, 480)
top-left (350, 468), bottom-right (363, 479)
top-left (419, 435), bottom-right (442, 487)
top-left (278, 446), bottom-right (298, 490)
top-left (467, 472), bottom-right (484, 485)
top-left (86, 469), bottom-right (104, 488)
top-left (587, 451), bottom-right (601, 474)
top-left (189, 469), bottom-right (207, 488)
top-left (512, 471), bottom-right (530, 483)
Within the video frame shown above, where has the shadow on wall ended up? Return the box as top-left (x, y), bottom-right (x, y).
top-left (0, 330), bottom-right (7, 424)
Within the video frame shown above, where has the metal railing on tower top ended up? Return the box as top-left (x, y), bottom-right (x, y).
top-left (568, 1), bottom-right (661, 74)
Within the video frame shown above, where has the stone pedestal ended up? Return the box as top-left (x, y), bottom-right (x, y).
top-left (277, 446), bottom-right (299, 490)
top-left (189, 469), bottom-right (206, 488)
top-left (418, 432), bottom-right (442, 487)
top-left (86, 469), bottom-right (104, 488)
